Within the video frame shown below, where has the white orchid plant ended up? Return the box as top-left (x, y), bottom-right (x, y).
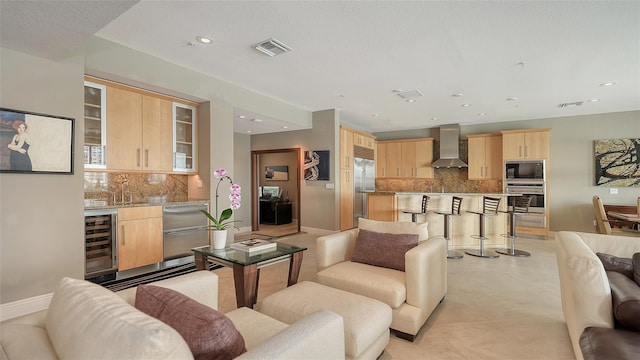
top-left (201, 168), bottom-right (242, 230)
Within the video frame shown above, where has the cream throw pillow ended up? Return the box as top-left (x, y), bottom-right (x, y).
top-left (46, 277), bottom-right (193, 359)
top-left (358, 218), bottom-right (429, 241)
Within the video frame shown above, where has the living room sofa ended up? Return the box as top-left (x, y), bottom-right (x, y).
top-left (556, 231), bottom-right (640, 360)
top-left (316, 218), bottom-right (447, 341)
top-left (0, 271), bottom-right (345, 360)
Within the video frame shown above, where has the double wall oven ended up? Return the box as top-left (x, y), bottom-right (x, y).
top-left (505, 160), bottom-right (547, 229)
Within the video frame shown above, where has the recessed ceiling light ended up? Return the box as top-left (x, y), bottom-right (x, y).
top-left (372, 114), bottom-right (380, 117)
top-left (588, 99), bottom-right (600, 102)
top-left (406, 99), bottom-right (416, 103)
top-left (196, 36), bottom-right (212, 44)
top-left (478, 113), bottom-right (486, 116)
top-left (282, 126), bottom-right (288, 129)
top-left (461, 104), bottom-right (471, 107)
top-left (452, 93), bottom-right (463, 97)
top-left (506, 97), bottom-right (518, 101)
top-left (431, 117), bottom-right (438, 121)
top-left (246, 130), bottom-right (252, 133)
top-left (600, 82), bottom-right (616, 87)
top-left (238, 115), bottom-right (246, 119)
top-left (392, 89), bottom-right (404, 93)
top-left (253, 118), bottom-right (263, 123)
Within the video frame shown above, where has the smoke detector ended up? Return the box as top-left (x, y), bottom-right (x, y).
top-left (252, 38), bottom-right (292, 57)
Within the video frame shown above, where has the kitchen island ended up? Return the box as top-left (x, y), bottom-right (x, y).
top-left (368, 192), bottom-right (516, 250)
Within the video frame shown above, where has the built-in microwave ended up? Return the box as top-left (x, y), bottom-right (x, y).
top-left (505, 160), bottom-right (545, 182)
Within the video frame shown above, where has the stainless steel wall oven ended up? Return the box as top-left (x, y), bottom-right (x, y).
top-left (505, 182), bottom-right (546, 228)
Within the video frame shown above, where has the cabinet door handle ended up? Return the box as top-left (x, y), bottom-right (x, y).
top-left (121, 224), bottom-right (126, 246)
top-left (524, 146), bottom-right (529, 158)
top-left (137, 149), bottom-right (141, 167)
top-left (145, 149), bottom-right (149, 167)
top-left (519, 146), bottom-right (523, 158)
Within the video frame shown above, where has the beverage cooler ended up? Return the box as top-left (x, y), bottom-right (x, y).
top-left (84, 208), bottom-right (118, 282)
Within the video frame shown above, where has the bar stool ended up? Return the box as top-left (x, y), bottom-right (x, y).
top-left (402, 195), bottom-right (430, 223)
top-left (434, 196), bottom-right (464, 259)
top-left (465, 196), bottom-right (502, 258)
top-left (497, 196), bottom-right (532, 257)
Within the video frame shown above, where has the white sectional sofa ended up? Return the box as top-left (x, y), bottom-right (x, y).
top-left (0, 271), bottom-right (345, 360)
top-left (556, 231), bottom-right (640, 360)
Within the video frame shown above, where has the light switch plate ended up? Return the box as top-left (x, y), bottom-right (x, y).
top-left (609, 188), bottom-right (618, 195)
top-left (326, 183), bottom-right (335, 189)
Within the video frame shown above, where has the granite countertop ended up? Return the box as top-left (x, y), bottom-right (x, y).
top-left (375, 192), bottom-right (513, 196)
top-left (84, 199), bottom-right (209, 211)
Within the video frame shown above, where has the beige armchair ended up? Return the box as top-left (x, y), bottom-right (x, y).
top-left (316, 219), bottom-right (447, 341)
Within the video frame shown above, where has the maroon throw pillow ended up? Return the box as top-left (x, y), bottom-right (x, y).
top-left (351, 229), bottom-right (419, 271)
top-left (596, 252), bottom-right (634, 279)
top-left (135, 285), bottom-right (246, 360)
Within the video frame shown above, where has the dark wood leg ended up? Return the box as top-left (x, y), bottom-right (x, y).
top-left (394, 330), bottom-right (416, 342)
top-left (233, 263), bottom-right (258, 308)
top-left (193, 252), bottom-right (208, 271)
top-left (253, 269), bottom-right (261, 305)
top-left (288, 251), bottom-right (304, 286)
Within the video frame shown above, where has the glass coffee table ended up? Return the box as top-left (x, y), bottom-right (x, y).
top-left (192, 240), bottom-right (307, 309)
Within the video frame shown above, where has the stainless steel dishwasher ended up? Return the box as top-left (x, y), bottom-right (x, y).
top-left (162, 202), bottom-right (210, 260)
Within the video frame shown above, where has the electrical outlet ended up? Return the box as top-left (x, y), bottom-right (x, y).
top-left (593, 220), bottom-right (597, 227)
top-left (610, 188), bottom-right (618, 195)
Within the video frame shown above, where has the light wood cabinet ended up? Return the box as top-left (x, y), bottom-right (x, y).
top-left (117, 206), bottom-right (163, 271)
top-left (84, 81), bottom-right (107, 169)
top-left (377, 138), bottom-right (434, 179)
top-left (107, 87), bottom-right (143, 171)
top-left (501, 128), bottom-right (550, 160)
top-left (143, 95), bottom-right (173, 171)
top-left (340, 168), bottom-right (354, 230)
top-left (353, 133), bottom-right (375, 149)
top-left (467, 133), bottom-right (503, 180)
top-left (340, 128), bottom-right (354, 170)
top-left (367, 194), bottom-right (396, 222)
top-left (173, 102), bottom-right (197, 172)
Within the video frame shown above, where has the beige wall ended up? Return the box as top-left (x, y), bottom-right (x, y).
top-left (374, 110), bottom-right (640, 233)
top-left (252, 109), bottom-right (340, 230)
top-left (233, 133), bottom-right (252, 228)
top-left (0, 48), bottom-right (85, 303)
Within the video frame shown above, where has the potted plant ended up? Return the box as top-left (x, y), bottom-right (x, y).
top-left (201, 168), bottom-right (241, 249)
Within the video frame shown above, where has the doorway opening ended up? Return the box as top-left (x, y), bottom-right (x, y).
top-left (249, 148), bottom-right (301, 238)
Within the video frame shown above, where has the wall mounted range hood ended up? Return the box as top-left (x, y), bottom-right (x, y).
top-left (431, 124), bottom-right (468, 168)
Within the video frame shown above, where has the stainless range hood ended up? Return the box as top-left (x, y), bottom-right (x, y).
top-left (432, 124), bottom-right (468, 168)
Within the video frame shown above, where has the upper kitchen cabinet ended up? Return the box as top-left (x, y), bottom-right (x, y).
top-left (340, 127), bottom-right (354, 170)
top-left (467, 133), bottom-right (503, 180)
top-left (377, 138), bottom-right (434, 179)
top-left (501, 128), bottom-right (550, 160)
top-left (84, 81), bottom-right (107, 169)
top-left (173, 102), bottom-right (197, 172)
top-left (106, 87), bottom-right (173, 172)
top-left (353, 132), bottom-right (375, 149)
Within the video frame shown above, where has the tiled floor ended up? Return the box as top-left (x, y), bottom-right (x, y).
top-left (214, 232), bottom-right (576, 360)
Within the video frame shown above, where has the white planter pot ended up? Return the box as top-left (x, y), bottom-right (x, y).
top-left (211, 229), bottom-right (228, 249)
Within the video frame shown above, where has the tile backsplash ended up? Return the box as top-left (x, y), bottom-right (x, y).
top-left (84, 172), bottom-right (188, 205)
top-left (376, 168), bottom-right (503, 193)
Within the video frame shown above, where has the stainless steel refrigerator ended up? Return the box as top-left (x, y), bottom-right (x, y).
top-left (353, 157), bottom-right (375, 225)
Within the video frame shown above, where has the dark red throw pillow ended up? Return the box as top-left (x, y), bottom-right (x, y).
top-left (351, 229), bottom-right (419, 271)
top-left (135, 285), bottom-right (246, 360)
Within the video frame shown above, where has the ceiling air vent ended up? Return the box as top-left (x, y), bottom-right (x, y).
top-left (395, 90), bottom-right (423, 100)
top-left (252, 38), bottom-right (292, 57)
top-left (558, 101), bottom-right (584, 108)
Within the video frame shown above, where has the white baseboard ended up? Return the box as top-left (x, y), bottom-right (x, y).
top-left (0, 293), bottom-right (52, 322)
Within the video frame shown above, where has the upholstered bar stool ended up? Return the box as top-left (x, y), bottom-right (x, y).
top-left (465, 196), bottom-right (502, 258)
top-left (497, 196), bottom-right (532, 257)
top-left (402, 195), bottom-right (430, 223)
top-left (434, 196), bottom-right (464, 259)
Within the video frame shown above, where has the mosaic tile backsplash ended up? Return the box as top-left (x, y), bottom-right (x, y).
top-left (376, 168), bottom-right (503, 193)
top-left (84, 172), bottom-right (188, 205)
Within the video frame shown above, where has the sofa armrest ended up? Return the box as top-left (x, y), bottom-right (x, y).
top-left (116, 271), bottom-right (219, 310)
top-left (317, 229), bottom-right (358, 271)
top-left (405, 237), bottom-right (447, 312)
top-left (236, 309), bottom-right (345, 360)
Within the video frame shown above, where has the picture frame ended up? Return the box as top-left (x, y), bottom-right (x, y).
top-left (265, 165), bottom-right (289, 181)
top-left (304, 150), bottom-right (330, 181)
top-left (0, 108), bottom-right (74, 174)
top-left (594, 138), bottom-right (640, 187)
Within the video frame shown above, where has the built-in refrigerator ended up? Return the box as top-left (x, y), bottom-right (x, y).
top-left (353, 157), bottom-right (375, 225)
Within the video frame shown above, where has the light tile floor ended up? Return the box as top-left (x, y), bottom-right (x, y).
top-left (214, 232), bottom-right (576, 360)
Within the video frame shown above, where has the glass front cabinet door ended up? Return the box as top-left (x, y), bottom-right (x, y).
top-left (172, 102), bottom-right (197, 172)
top-left (84, 81), bottom-right (107, 169)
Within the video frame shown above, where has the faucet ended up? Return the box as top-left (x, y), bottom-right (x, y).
top-left (121, 182), bottom-right (131, 204)
top-left (441, 184), bottom-right (445, 193)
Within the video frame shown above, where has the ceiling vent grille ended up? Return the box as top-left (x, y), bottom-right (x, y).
top-left (558, 101), bottom-right (584, 108)
top-left (395, 90), bottom-right (423, 99)
top-left (252, 38), bottom-right (292, 57)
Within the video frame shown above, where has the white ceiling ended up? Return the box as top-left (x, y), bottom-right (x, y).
top-left (2, 1), bottom-right (639, 135)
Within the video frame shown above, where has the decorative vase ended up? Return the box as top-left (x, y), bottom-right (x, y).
top-left (211, 229), bottom-right (228, 250)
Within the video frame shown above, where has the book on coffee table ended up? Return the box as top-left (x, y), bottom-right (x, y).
top-left (230, 239), bottom-right (277, 253)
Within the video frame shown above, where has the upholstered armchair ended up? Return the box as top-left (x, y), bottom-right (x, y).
top-left (316, 218), bottom-right (447, 341)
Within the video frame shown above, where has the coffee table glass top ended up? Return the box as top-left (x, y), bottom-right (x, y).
top-left (192, 240), bottom-right (307, 266)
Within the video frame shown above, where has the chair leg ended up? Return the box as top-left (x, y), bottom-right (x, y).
top-left (466, 214), bottom-right (499, 258)
top-left (393, 330), bottom-right (416, 342)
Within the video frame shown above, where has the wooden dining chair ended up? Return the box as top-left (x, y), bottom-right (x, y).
top-left (592, 196), bottom-right (640, 237)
